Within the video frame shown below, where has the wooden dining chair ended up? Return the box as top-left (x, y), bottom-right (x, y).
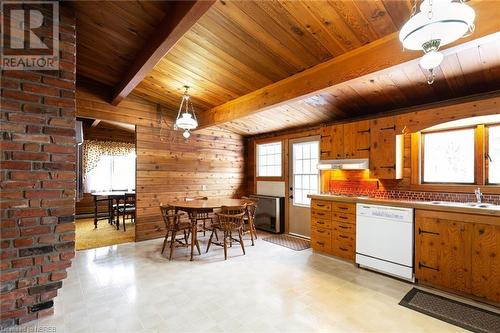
top-left (242, 197), bottom-right (258, 246)
top-left (160, 205), bottom-right (192, 260)
top-left (206, 205), bottom-right (247, 260)
top-left (184, 196), bottom-right (213, 237)
top-left (116, 194), bottom-right (135, 232)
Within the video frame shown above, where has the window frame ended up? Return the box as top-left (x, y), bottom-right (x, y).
top-left (411, 122), bottom-right (500, 193)
top-left (420, 126), bottom-right (477, 185)
top-left (255, 140), bottom-right (284, 181)
top-left (486, 124), bottom-right (500, 185)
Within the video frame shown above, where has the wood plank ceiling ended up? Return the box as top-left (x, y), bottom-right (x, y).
top-left (72, 0), bottom-right (500, 136)
top-left (132, 0), bottom-right (411, 112)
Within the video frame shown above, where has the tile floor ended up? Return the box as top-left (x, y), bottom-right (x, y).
top-left (15, 233), bottom-right (469, 333)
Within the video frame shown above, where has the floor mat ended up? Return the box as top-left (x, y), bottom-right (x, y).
top-left (399, 288), bottom-right (500, 333)
top-left (262, 234), bottom-right (310, 251)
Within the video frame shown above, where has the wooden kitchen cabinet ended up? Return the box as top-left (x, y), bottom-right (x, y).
top-left (310, 199), bottom-right (356, 261)
top-left (369, 116), bottom-right (403, 179)
top-left (415, 210), bottom-right (500, 303)
top-left (343, 120), bottom-right (370, 159)
top-left (320, 121), bottom-right (369, 160)
top-left (472, 224), bottom-right (500, 302)
top-left (415, 212), bottom-right (472, 293)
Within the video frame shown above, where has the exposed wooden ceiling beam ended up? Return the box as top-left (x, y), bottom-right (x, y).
top-left (111, 0), bottom-right (215, 106)
top-left (197, 0), bottom-right (500, 129)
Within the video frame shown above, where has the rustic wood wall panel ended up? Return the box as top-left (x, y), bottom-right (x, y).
top-left (135, 125), bottom-right (246, 241)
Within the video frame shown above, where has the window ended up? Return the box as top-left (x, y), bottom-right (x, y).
top-left (488, 125), bottom-right (500, 184)
top-left (85, 153), bottom-right (135, 193)
top-left (256, 141), bottom-right (282, 177)
top-left (422, 128), bottom-right (475, 184)
top-left (292, 141), bottom-right (319, 206)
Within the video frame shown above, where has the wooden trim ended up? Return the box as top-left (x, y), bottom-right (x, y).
top-left (197, 9), bottom-right (500, 129)
top-left (411, 132), bottom-right (421, 186)
top-left (111, 1), bottom-right (215, 105)
top-left (475, 125), bottom-right (485, 185)
top-left (254, 139), bottom-right (284, 180)
top-left (255, 176), bottom-right (284, 182)
top-left (415, 209), bottom-right (500, 226)
top-left (486, 124), bottom-right (500, 185)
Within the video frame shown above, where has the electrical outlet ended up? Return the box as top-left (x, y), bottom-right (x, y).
top-left (202, 185), bottom-right (207, 191)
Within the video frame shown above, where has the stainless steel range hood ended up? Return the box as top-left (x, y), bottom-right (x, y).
top-left (317, 158), bottom-right (369, 170)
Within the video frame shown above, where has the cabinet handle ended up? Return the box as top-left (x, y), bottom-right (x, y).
top-left (339, 225), bottom-right (348, 229)
top-left (339, 235), bottom-right (348, 239)
top-left (317, 241), bottom-right (324, 245)
top-left (418, 228), bottom-right (440, 236)
top-left (380, 165), bottom-right (396, 169)
top-left (419, 262), bottom-right (439, 271)
top-left (357, 129), bottom-right (371, 134)
top-left (317, 221), bottom-right (325, 225)
top-left (317, 229), bottom-right (325, 233)
top-left (316, 204), bottom-right (325, 207)
top-left (317, 212), bottom-right (325, 216)
top-left (357, 147), bottom-right (370, 151)
top-left (339, 247), bottom-right (348, 251)
top-left (380, 125), bottom-right (396, 131)
top-left (339, 215), bottom-right (348, 220)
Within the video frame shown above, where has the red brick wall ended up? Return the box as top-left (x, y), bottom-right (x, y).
top-left (0, 5), bottom-right (76, 328)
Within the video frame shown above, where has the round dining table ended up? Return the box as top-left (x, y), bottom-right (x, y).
top-left (163, 198), bottom-right (250, 261)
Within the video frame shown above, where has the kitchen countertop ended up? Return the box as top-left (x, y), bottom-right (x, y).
top-left (308, 194), bottom-right (500, 217)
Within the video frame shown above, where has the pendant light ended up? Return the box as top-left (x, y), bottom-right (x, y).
top-left (174, 86), bottom-right (198, 139)
top-left (399, 0), bottom-right (475, 84)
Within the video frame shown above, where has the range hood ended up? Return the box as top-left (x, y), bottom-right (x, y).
top-left (317, 158), bottom-right (369, 170)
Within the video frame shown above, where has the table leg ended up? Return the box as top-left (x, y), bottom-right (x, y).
top-left (93, 196), bottom-right (98, 229)
top-left (108, 197), bottom-right (113, 224)
top-left (190, 221), bottom-right (197, 261)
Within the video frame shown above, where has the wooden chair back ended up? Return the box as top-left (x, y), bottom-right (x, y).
top-left (216, 210), bottom-right (246, 232)
top-left (160, 205), bottom-right (182, 231)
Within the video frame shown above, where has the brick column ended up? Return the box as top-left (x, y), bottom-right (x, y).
top-left (0, 5), bottom-right (77, 328)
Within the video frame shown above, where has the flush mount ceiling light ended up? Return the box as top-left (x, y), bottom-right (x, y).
top-left (174, 86), bottom-right (198, 139)
top-left (399, 0), bottom-right (475, 84)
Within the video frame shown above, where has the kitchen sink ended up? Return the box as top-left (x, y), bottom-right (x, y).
top-left (430, 201), bottom-right (497, 209)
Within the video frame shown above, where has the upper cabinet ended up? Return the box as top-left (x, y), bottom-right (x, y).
top-left (320, 120), bottom-right (369, 160)
top-left (369, 116), bottom-right (403, 179)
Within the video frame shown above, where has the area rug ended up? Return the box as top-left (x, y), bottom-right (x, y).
top-left (262, 234), bottom-right (310, 251)
top-left (75, 218), bottom-right (135, 251)
top-left (399, 288), bottom-right (500, 333)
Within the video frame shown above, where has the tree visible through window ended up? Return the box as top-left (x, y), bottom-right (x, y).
top-left (256, 142), bottom-right (282, 177)
top-left (422, 128), bottom-right (475, 184)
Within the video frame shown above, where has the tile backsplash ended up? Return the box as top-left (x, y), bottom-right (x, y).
top-left (327, 180), bottom-right (500, 205)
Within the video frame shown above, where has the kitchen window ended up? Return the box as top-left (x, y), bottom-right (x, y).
top-left (487, 125), bottom-right (500, 184)
top-left (422, 128), bottom-right (475, 184)
top-left (256, 141), bottom-right (282, 177)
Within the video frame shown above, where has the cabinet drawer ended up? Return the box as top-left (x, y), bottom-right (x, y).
top-left (332, 212), bottom-right (355, 224)
top-left (312, 209), bottom-right (332, 220)
top-left (312, 217), bottom-right (332, 229)
top-left (332, 202), bottom-right (356, 214)
top-left (311, 226), bottom-right (332, 238)
top-left (311, 235), bottom-right (332, 253)
top-left (332, 232), bottom-right (355, 260)
top-left (311, 200), bottom-right (332, 211)
top-left (332, 221), bottom-right (355, 234)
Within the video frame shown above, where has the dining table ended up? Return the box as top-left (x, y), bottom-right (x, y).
top-left (91, 191), bottom-right (135, 229)
top-left (164, 198), bottom-right (250, 261)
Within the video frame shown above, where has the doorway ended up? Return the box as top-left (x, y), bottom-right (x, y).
top-left (288, 137), bottom-right (320, 238)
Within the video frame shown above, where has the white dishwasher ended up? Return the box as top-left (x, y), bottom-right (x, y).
top-left (356, 203), bottom-right (414, 282)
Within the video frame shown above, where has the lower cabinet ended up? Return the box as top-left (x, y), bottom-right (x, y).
top-left (415, 210), bottom-right (500, 303)
top-left (311, 199), bottom-right (356, 261)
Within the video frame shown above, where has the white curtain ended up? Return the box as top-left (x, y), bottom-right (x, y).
top-left (83, 140), bottom-right (136, 193)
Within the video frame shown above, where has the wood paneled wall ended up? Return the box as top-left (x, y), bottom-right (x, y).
top-left (135, 125), bottom-right (246, 241)
top-left (76, 83), bottom-right (247, 241)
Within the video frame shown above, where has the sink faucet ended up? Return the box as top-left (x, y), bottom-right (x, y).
top-left (474, 187), bottom-right (483, 203)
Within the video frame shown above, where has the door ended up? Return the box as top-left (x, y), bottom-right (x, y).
top-left (289, 137), bottom-right (320, 238)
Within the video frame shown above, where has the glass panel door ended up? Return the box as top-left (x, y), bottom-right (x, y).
top-left (292, 141), bottom-right (319, 207)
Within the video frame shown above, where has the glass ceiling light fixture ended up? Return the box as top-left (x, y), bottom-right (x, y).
top-left (174, 86), bottom-right (198, 139)
top-left (399, 0), bottom-right (475, 84)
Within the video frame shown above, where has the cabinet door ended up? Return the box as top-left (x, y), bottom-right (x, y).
top-left (472, 224), bottom-right (500, 302)
top-left (347, 120), bottom-right (370, 159)
top-left (415, 215), bottom-right (472, 293)
top-left (330, 124), bottom-right (344, 159)
top-left (369, 117), bottom-right (400, 179)
top-left (320, 126), bottom-right (332, 160)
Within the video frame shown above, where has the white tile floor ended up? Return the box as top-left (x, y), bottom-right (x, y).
top-left (16, 233), bottom-right (467, 333)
